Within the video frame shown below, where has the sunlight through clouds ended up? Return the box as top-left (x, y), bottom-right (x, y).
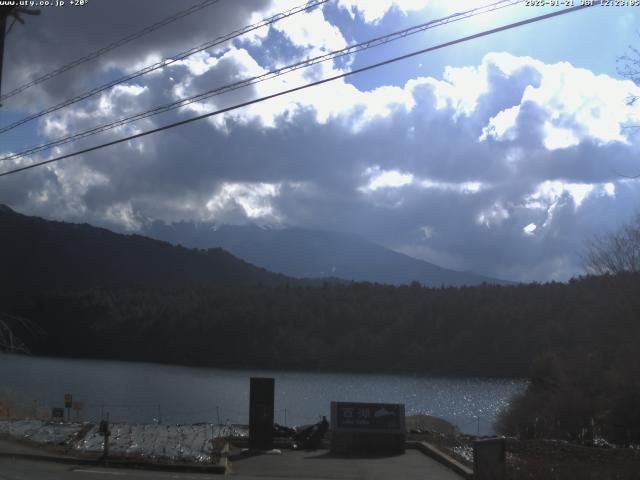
top-left (361, 168), bottom-right (414, 191)
top-left (337, 0), bottom-right (430, 24)
top-left (206, 182), bottom-right (282, 221)
top-left (523, 222), bottom-right (537, 235)
top-left (4, 0), bottom-right (640, 282)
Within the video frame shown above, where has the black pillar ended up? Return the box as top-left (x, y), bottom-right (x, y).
top-left (249, 377), bottom-right (274, 450)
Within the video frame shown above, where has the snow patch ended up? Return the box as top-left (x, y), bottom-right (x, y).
top-left (0, 420), bottom-right (248, 464)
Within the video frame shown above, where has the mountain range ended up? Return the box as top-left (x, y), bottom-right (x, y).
top-left (144, 221), bottom-right (510, 287)
top-left (1, 205), bottom-right (510, 289)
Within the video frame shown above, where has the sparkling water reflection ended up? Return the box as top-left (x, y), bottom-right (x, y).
top-left (0, 354), bottom-right (525, 435)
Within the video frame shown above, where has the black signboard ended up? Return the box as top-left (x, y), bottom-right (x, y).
top-left (51, 407), bottom-right (64, 419)
top-left (330, 401), bottom-right (406, 454)
top-left (249, 377), bottom-right (275, 450)
top-left (335, 402), bottom-right (402, 430)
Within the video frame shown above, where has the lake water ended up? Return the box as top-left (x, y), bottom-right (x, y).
top-left (0, 354), bottom-right (526, 435)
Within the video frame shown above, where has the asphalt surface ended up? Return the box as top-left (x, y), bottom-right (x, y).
top-left (0, 434), bottom-right (466, 480)
top-left (227, 448), bottom-right (465, 479)
top-left (0, 457), bottom-right (220, 480)
top-left (0, 439), bottom-right (78, 458)
top-left (0, 449), bottom-right (465, 480)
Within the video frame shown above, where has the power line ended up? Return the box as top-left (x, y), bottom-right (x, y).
top-left (0, 0), bottom-right (222, 103)
top-left (0, 3), bottom-right (596, 178)
top-left (0, 0), bottom-right (329, 135)
top-left (0, 0), bottom-right (523, 163)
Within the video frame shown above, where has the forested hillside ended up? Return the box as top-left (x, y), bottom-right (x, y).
top-left (3, 204), bottom-right (639, 445)
top-left (0, 205), bottom-right (293, 288)
top-left (3, 273), bottom-right (638, 380)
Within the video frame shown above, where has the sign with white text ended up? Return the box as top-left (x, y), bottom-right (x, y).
top-left (334, 402), bottom-right (403, 430)
top-left (330, 401), bottom-right (405, 454)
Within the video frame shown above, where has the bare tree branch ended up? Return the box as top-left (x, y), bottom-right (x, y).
top-left (584, 213), bottom-right (640, 275)
top-left (0, 312), bottom-right (43, 354)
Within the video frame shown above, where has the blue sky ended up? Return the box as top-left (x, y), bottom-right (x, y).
top-left (332, 2), bottom-right (637, 89)
top-left (2, 0), bottom-right (640, 282)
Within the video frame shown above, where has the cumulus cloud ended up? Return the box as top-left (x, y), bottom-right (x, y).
top-left (337, 0), bottom-right (430, 24)
top-left (3, 0), bottom-right (640, 283)
top-left (205, 182), bottom-right (283, 223)
top-left (479, 55), bottom-right (640, 148)
top-left (272, 7), bottom-right (347, 55)
top-left (1, 0), bottom-right (274, 111)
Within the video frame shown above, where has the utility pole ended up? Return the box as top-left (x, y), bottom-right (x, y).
top-left (0, 6), bottom-right (41, 105)
top-left (0, 7), bottom-right (12, 100)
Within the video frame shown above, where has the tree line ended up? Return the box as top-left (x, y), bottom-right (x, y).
top-left (2, 269), bottom-right (639, 444)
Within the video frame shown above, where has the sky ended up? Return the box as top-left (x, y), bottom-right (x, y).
top-left (2, 0), bottom-right (640, 282)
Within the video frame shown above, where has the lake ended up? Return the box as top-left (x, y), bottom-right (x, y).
top-left (0, 354), bottom-right (526, 435)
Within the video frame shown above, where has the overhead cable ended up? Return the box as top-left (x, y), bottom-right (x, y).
top-left (0, 0), bottom-right (329, 135)
top-left (0, 3), bottom-right (597, 178)
top-left (0, 0), bottom-right (523, 163)
top-left (0, 0), bottom-right (222, 103)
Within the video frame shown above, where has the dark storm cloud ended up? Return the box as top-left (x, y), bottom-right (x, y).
top-left (2, 0), bottom-right (272, 111)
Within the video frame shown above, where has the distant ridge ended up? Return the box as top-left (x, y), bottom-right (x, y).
top-left (145, 222), bottom-right (512, 287)
top-left (0, 205), bottom-right (294, 289)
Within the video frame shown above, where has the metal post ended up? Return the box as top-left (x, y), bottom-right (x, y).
top-left (0, 15), bottom-right (6, 101)
top-left (104, 413), bottom-right (110, 462)
top-left (216, 406), bottom-right (220, 426)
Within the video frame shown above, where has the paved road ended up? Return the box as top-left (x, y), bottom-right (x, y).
top-left (0, 439), bottom-right (71, 457)
top-left (0, 457), bottom-right (220, 480)
top-left (228, 448), bottom-right (464, 479)
top-left (0, 449), bottom-right (465, 480)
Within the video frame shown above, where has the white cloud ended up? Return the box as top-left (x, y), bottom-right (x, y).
top-left (477, 203), bottom-right (510, 228)
top-left (7, 15), bottom-right (640, 284)
top-left (478, 54), bottom-right (640, 148)
top-left (480, 106), bottom-right (520, 142)
top-left (418, 179), bottom-right (485, 194)
top-left (174, 51), bottom-right (222, 77)
top-left (337, 0), bottom-right (430, 24)
top-left (602, 183), bottom-right (616, 197)
top-left (523, 223), bottom-right (537, 235)
top-left (105, 203), bottom-right (144, 231)
top-left (420, 225), bottom-right (434, 240)
top-left (206, 182), bottom-right (282, 222)
top-left (525, 181), bottom-right (595, 211)
top-left (186, 55), bottom-right (415, 130)
top-left (361, 168), bottom-right (414, 191)
top-left (273, 7), bottom-right (347, 54)
top-left (543, 123), bottom-right (579, 150)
